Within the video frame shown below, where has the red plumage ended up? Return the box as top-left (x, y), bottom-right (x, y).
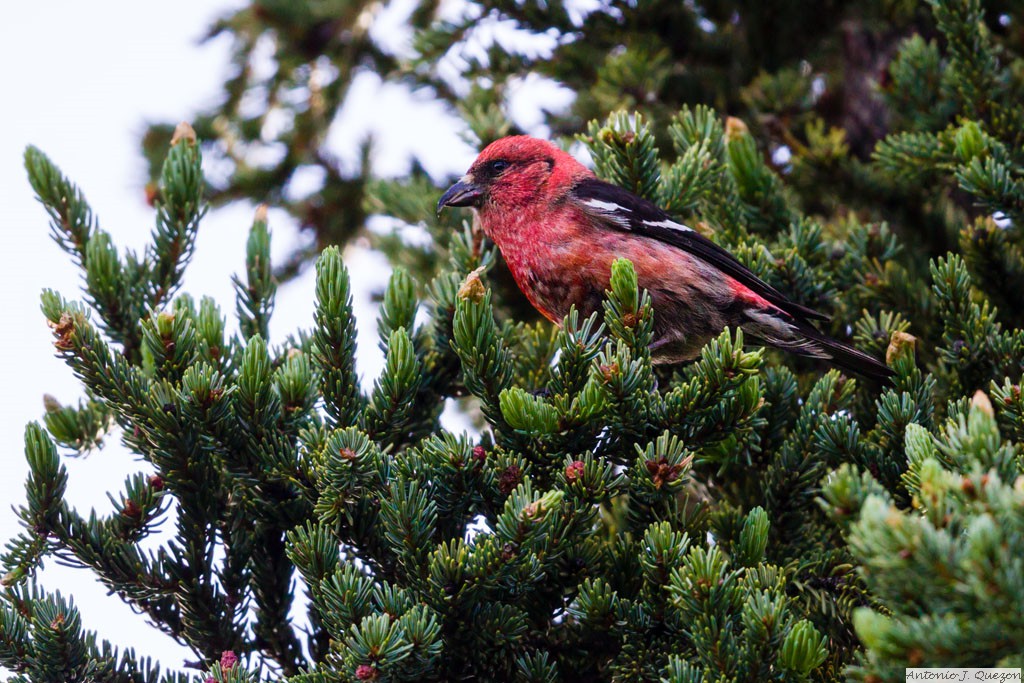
top-left (437, 135), bottom-right (893, 383)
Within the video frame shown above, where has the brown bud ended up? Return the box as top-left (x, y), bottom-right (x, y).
top-left (254, 203), bottom-right (269, 224)
top-left (599, 362), bottom-right (619, 383)
top-left (122, 499), bottom-right (142, 519)
top-left (725, 116), bottom-right (749, 142)
top-left (170, 121), bottom-right (197, 146)
top-left (42, 394), bottom-right (62, 413)
top-left (645, 458), bottom-right (685, 489)
top-left (355, 665), bottom-right (379, 681)
top-left (144, 182), bottom-right (160, 207)
top-left (220, 651), bottom-right (238, 669)
top-left (339, 447), bottom-right (358, 461)
top-left (886, 331), bottom-right (916, 366)
top-left (499, 465), bottom-right (523, 496)
top-left (472, 445), bottom-right (487, 463)
top-left (457, 266), bottom-right (487, 303)
top-left (148, 475), bottom-right (164, 491)
top-left (971, 390), bottom-right (994, 418)
top-left (356, 663), bottom-right (380, 679)
top-left (48, 312), bottom-right (76, 350)
top-left (565, 460), bottom-right (585, 482)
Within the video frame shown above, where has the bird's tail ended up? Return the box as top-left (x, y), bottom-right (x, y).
top-left (742, 308), bottom-right (895, 384)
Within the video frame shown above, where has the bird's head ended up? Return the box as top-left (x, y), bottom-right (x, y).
top-left (437, 136), bottom-right (589, 214)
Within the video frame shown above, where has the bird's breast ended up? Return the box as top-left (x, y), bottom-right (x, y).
top-left (508, 257), bottom-right (606, 324)
top-left (492, 220), bottom-right (609, 324)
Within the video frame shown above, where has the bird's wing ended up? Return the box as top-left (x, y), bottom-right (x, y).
top-left (570, 177), bottom-right (829, 323)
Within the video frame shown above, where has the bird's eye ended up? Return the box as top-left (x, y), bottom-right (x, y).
top-left (489, 160), bottom-right (510, 173)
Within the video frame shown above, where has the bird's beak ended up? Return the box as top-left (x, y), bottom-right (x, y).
top-left (437, 178), bottom-right (483, 215)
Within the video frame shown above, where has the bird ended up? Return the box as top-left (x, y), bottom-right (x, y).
top-left (437, 135), bottom-right (893, 383)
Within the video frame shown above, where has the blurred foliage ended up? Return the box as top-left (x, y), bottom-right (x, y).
top-left (140, 0), bottom-right (1021, 292)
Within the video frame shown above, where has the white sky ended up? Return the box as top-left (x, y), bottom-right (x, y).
top-left (0, 0), bottom-right (488, 675)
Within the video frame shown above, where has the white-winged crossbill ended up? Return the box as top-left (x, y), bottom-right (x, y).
top-left (437, 135), bottom-right (893, 383)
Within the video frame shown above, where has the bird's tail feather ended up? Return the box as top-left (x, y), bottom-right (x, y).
top-left (742, 309), bottom-right (894, 384)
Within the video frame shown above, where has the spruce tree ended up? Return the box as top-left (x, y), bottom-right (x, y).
top-left (4, 1), bottom-right (1024, 681)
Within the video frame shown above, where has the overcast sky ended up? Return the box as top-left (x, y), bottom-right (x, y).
top-left (0, 1), bottom-right (486, 674)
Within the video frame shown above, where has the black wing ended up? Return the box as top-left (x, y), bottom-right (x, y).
top-left (571, 177), bottom-right (829, 323)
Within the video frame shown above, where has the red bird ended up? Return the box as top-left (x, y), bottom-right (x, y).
top-left (437, 135), bottom-right (893, 382)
